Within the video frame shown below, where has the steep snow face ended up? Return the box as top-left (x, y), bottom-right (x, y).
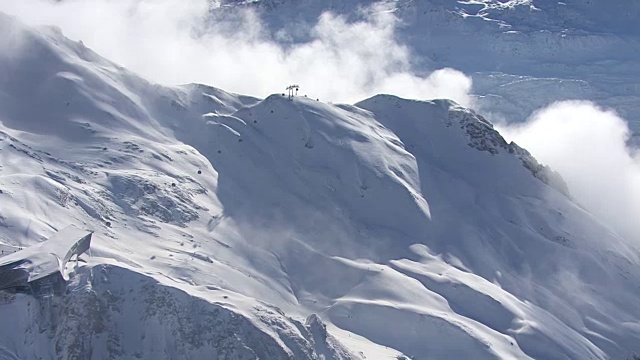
top-left (1, 13), bottom-right (640, 360)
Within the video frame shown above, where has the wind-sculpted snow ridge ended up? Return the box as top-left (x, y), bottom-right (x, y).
top-left (358, 96), bottom-right (570, 196)
top-left (1, 13), bottom-right (640, 360)
top-left (450, 101), bottom-right (570, 197)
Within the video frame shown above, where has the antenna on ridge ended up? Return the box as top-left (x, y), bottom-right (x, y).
top-left (286, 84), bottom-right (300, 99)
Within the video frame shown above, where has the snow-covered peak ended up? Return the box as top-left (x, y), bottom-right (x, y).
top-left (214, 0), bottom-right (640, 132)
top-left (355, 95), bottom-right (569, 196)
top-left (0, 12), bottom-right (639, 359)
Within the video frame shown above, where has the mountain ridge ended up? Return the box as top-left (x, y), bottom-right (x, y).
top-left (214, 0), bottom-right (640, 137)
top-left (0, 12), bottom-right (639, 359)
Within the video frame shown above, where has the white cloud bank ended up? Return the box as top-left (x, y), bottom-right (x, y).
top-left (0, 0), bottom-right (472, 105)
top-left (499, 101), bottom-right (640, 243)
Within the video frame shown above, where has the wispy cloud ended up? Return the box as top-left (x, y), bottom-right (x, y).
top-left (0, 0), bottom-right (472, 104)
top-left (499, 100), bottom-right (640, 243)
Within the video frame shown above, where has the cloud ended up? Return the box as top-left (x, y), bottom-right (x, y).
top-left (498, 100), bottom-right (640, 242)
top-left (0, 0), bottom-right (472, 105)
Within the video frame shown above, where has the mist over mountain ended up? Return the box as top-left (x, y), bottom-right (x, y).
top-left (218, 0), bottom-right (640, 127)
top-left (0, 1), bottom-right (639, 359)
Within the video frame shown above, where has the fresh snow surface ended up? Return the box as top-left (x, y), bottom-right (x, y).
top-left (0, 12), bottom-right (640, 360)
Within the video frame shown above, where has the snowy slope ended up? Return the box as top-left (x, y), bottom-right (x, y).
top-left (1, 12), bottom-right (640, 360)
top-left (219, 0), bottom-right (640, 137)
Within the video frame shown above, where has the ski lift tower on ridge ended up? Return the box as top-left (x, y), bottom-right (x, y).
top-left (286, 84), bottom-right (299, 99)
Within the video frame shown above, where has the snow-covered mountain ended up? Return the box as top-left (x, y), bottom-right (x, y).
top-left (219, 0), bottom-right (640, 138)
top-left (1, 10), bottom-right (640, 360)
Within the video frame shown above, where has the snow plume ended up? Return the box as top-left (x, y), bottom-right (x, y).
top-left (0, 0), bottom-right (472, 105)
top-left (499, 101), bottom-right (640, 244)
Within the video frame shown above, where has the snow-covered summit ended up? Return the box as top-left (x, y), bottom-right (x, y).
top-left (357, 95), bottom-right (569, 195)
top-left (217, 0), bottom-right (640, 137)
top-left (0, 12), bottom-right (639, 359)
